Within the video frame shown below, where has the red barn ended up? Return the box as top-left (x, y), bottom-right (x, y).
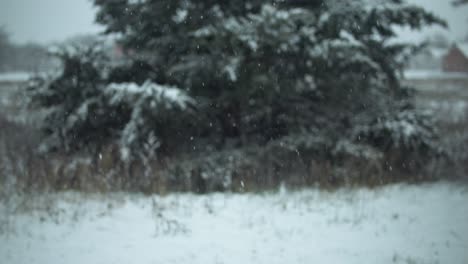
top-left (442, 44), bottom-right (468, 73)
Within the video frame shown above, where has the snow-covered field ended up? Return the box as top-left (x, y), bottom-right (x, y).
top-left (1, 183), bottom-right (467, 264)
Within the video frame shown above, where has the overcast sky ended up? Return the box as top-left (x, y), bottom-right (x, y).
top-left (0, 0), bottom-right (467, 44)
top-left (0, 0), bottom-right (102, 44)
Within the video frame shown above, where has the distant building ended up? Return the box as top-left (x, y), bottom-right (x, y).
top-left (407, 46), bottom-right (446, 71)
top-left (442, 44), bottom-right (468, 74)
top-left (403, 43), bottom-right (468, 92)
top-left (405, 42), bottom-right (468, 82)
top-left (406, 42), bottom-right (468, 74)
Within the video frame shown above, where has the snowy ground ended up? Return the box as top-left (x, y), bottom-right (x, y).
top-left (1, 183), bottom-right (467, 264)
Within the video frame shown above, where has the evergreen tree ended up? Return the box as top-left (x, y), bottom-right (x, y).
top-left (0, 27), bottom-right (12, 72)
top-left (27, 0), bottom-right (447, 188)
top-left (27, 43), bottom-right (109, 153)
top-left (93, 0), bottom-right (444, 149)
top-left (453, 0), bottom-right (468, 6)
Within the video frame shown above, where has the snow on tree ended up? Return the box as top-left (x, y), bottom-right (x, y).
top-left (27, 44), bottom-right (107, 153)
top-left (28, 45), bottom-right (195, 161)
top-left (105, 81), bottom-right (195, 160)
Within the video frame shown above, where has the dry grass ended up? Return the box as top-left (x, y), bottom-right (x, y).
top-left (0, 79), bottom-right (466, 197)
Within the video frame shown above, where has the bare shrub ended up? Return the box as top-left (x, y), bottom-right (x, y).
top-left (151, 197), bottom-right (189, 236)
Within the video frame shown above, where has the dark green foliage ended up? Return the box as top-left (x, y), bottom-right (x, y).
top-left (107, 60), bottom-right (164, 84)
top-left (27, 45), bottom-right (104, 152)
top-left (92, 0), bottom-right (445, 146)
top-left (0, 27), bottom-right (11, 71)
top-left (355, 107), bottom-right (442, 154)
top-left (453, 0), bottom-right (468, 6)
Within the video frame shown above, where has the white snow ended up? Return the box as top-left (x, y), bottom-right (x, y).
top-left (1, 183), bottom-right (467, 264)
top-left (172, 8), bottom-right (188, 24)
top-left (224, 58), bottom-right (240, 82)
top-left (0, 72), bottom-right (32, 83)
top-left (106, 81), bottom-right (194, 109)
top-left (404, 70), bottom-right (468, 80)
